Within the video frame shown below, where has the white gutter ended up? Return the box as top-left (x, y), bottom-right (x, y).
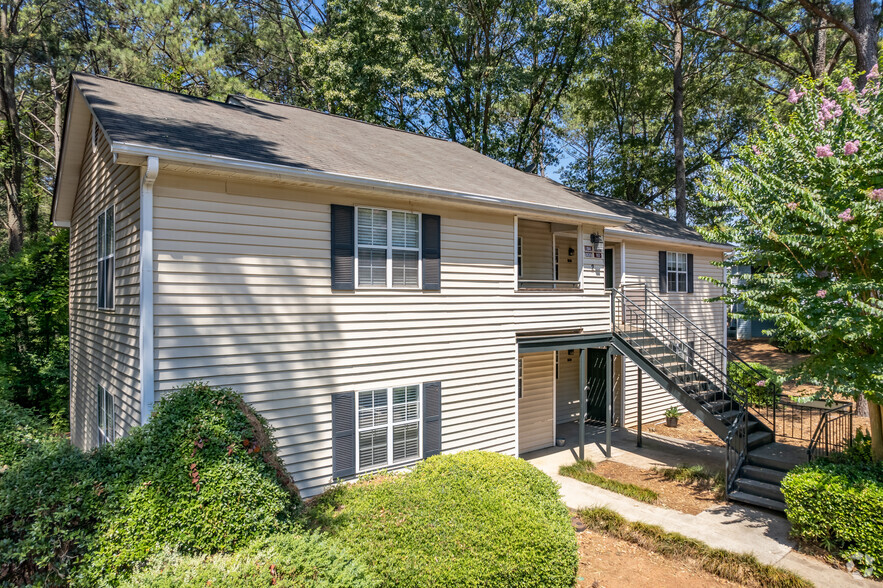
top-left (605, 227), bottom-right (733, 251)
top-left (139, 156), bottom-right (159, 425)
top-left (110, 142), bottom-right (632, 227)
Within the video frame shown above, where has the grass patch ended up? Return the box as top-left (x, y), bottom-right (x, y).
top-left (578, 507), bottom-right (811, 588)
top-left (652, 464), bottom-right (726, 498)
top-left (559, 460), bottom-right (658, 503)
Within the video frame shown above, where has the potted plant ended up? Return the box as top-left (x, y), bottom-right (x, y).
top-left (665, 406), bottom-right (681, 428)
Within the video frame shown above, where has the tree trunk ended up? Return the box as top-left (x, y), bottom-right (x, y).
top-left (0, 5), bottom-right (24, 254)
top-left (672, 9), bottom-right (687, 227)
top-left (810, 17), bottom-right (826, 78)
top-left (869, 399), bottom-right (883, 461)
top-left (853, 0), bottom-right (878, 88)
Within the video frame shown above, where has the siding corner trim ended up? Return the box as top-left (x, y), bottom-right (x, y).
top-left (138, 156), bottom-right (159, 425)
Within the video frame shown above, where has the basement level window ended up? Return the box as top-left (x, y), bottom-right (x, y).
top-left (356, 385), bottom-right (421, 471)
top-left (97, 385), bottom-right (115, 446)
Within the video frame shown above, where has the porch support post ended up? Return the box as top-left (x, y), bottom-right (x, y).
top-left (579, 347), bottom-right (587, 461)
top-left (637, 368), bottom-right (643, 448)
top-left (606, 347), bottom-right (614, 458)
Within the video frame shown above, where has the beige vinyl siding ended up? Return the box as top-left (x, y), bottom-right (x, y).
top-left (619, 241), bottom-right (726, 428)
top-left (69, 119), bottom-right (140, 448)
top-left (151, 173), bottom-right (609, 497)
top-left (556, 350), bottom-right (580, 424)
top-left (518, 351), bottom-right (555, 452)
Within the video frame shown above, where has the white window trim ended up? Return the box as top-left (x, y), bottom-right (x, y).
top-left (97, 384), bottom-right (115, 446)
top-left (517, 236), bottom-right (523, 278)
top-left (97, 205), bottom-right (115, 310)
top-left (354, 206), bottom-right (423, 289)
top-left (666, 251), bottom-right (689, 293)
top-left (355, 384), bottom-right (423, 473)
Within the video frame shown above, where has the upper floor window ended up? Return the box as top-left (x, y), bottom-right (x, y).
top-left (97, 206), bottom-right (115, 309)
top-left (666, 251), bottom-right (688, 293)
top-left (97, 385), bottom-right (115, 446)
top-left (356, 207), bottom-right (420, 288)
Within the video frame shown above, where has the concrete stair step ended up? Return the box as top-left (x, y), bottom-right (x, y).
top-left (740, 464), bottom-right (787, 485)
top-left (728, 490), bottom-right (786, 512)
top-left (747, 430), bottom-right (774, 449)
top-left (735, 477), bottom-right (784, 501)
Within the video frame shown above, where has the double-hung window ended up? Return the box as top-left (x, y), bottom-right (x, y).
top-left (666, 251), bottom-right (688, 293)
top-left (97, 385), bottom-right (115, 446)
top-left (97, 206), bottom-right (115, 309)
top-left (356, 385), bottom-right (421, 471)
top-left (356, 207), bottom-right (420, 288)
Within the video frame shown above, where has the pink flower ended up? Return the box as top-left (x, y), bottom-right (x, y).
top-left (751, 145), bottom-right (762, 156)
top-left (756, 380), bottom-right (768, 387)
top-left (816, 289), bottom-right (827, 298)
top-left (815, 145), bottom-right (834, 158)
top-left (844, 140), bottom-right (860, 155)
top-left (786, 202), bottom-right (798, 211)
top-left (838, 208), bottom-right (854, 221)
top-left (868, 64), bottom-right (880, 80)
top-left (837, 77), bottom-right (855, 93)
top-left (817, 98), bottom-right (843, 125)
top-left (853, 103), bottom-right (870, 116)
top-left (870, 189), bottom-right (883, 201)
top-left (787, 88), bottom-right (805, 104)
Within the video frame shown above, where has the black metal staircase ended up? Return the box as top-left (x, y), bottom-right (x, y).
top-left (609, 285), bottom-right (791, 511)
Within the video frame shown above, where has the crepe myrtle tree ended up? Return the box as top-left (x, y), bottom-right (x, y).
top-left (700, 69), bottom-right (883, 460)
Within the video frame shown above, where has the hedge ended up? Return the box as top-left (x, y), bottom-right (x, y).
top-left (0, 382), bottom-right (300, 586)
top-left (729, 361), bottom-right (781, 406)
top-left (0, 397), bottom-right (56, 470)
top-left (781, 460), bottom-right (883, 577)
top-left (308, 450), bottom-right (577, 588)
top-left (123, 532), bottom-right (378, 588)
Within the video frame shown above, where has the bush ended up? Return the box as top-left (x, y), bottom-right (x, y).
top-left (781, 460), bottom-right (883, 577)
top-left (123, 532), bottom-right (378, 588)
top-left (0, 382), bottom-right (301, 586)
top-left (0, 397), bottom-right (55, 469)
top-left (729, 361), bottom-right (781, 406)
top-left (308, 451), bottom-right (577, 588)
top-left (0, 440), bottom-right (104, 585)
top-left (0, 232), bottom-right (70, 429)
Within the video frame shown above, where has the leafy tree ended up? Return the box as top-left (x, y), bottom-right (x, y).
top-left (0, 231), bottom-right (69, 428)
top-left (701, 70), bottom-right (883, 459)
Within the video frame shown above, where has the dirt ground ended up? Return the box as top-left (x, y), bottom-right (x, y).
top-left (576, 528), bottom-right (741, 588)
top-left (729, 340), bottom-right (809, 373)
top-left (641, 412), bottom-right (725, 447)
top-left (592, 461), bottom-right (725, 515)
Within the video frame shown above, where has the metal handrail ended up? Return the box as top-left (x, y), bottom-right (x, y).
top-left (613, 288), bottom-right (775, 430)
top-left (725, 409), bottom-right (747, 497)
top-left (624, 283), bottom-right (769, 381)
top-left (806, 403), bottom-right (853, 460)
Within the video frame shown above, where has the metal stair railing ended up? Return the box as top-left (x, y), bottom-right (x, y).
top-left (613, 286), bottom-right (773, 426)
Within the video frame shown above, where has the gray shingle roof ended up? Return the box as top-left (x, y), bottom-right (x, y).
top-left (70, 72), bottom-right (721, 246)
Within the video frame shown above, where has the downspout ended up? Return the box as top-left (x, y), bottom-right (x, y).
top-left (139, 156), bottom-right (159, 425)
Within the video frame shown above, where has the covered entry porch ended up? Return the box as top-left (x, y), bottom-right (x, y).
top-left (518, 332), bottom-right (643, 460)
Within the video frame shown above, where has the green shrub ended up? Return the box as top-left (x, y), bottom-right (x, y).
top-left (123, 532), bottom-right (378, 588)
top-left (781, 460), bottom-right (883, 577)
top-left (0, 397), bottom-right (56, 469)
top-left (308, 450), bottom-right (577, 588)
top-left (0, 439), bottom-right (104, 586)
top-left (0, 382), bottom-right (301, 586)
top-left (729, 361), bottom-right (781, 406)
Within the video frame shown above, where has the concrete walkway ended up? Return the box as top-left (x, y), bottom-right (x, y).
top-left (524, 426), bottom-right (871, 587)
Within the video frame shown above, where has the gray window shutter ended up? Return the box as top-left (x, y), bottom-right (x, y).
top-left (658, 251), bottom-right (667, 293)
top-left (422, 214), bottom-right (441, 291)
top-left (331, 391), bottom-right (356, 478)
top-left (331, 205), bottom-right (355, 290)
top-left (687, 253), bottom-right (694, 293)
top-left (423, 381), bottom-right (442, 458)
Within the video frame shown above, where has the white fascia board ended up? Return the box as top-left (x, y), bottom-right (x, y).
top-left (604, 227), bottom-right (733, 252)
top-left (109, 142), bottom-right (632, 227)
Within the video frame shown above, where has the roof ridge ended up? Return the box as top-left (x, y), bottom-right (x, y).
top-left (71, 71), bottom-right (242, 110)
top-left (228, 94), bottom-right (456, 145)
